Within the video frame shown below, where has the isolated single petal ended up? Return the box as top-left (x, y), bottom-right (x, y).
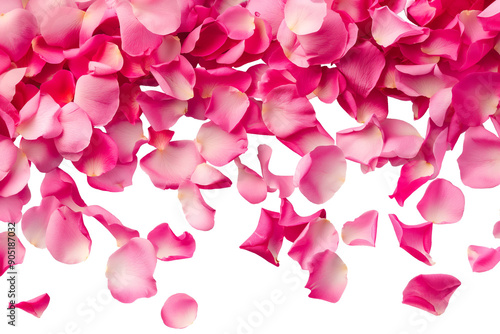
top-left (190, 163), bottom-right (232, 190)
top-left (21, 196), bottom-right (61, 249)
top-left (234, 157), bottom-right (267, 204)
top-left (15, 293), bottom-right (50, 318)
top-left (178, 180), bottom-right (215, 231)
top-left (342, 210), bottom-right (378, 247)
top-left (305, 250), bottom-right (348, 303)
top-left (417, 179), bottom-right (465, 224)
top-left (0, 232), bottom-right (26, 276)
top-left (161, 293), bottom-right (198, 329)
top-left (468, 245), bottom-right (500, 273)
top-left (147, 223), bottom-right (196, 261)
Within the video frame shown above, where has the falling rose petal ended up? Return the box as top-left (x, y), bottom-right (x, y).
top-left (41, 168), bottom-right (87, 211)
top-left (240, 209), bottom-right (284, 266)
top-left (73, 129), bottom-right (119, 177)
top-left (379, 118), bottom-right (424, 160)
top-left (289, 218), bottom-right (339, 270)
top-left (150, 56), bottom-right (196, 101)
top-left (305, 250), bottom-right (348, 303)
top-left (494, 221), bottom-right (500, 239)
top-left (141, 140), bottom-right (204, 190)
top-left (20, 138), bottom-right (62, 173)
top-left (178, 180), bottom-right (215, 231)
top-left (136, 91), bottom-right (187, 132)
top-left (205, 86), bottom-right (249, 133)
top-left (468, 245), bottom-right (500, 273)
top-left (74, 74), bottom-right (120, 127)
top-left (40, 70), bottom-right (76, 106)
top-left (342, 210), bottom-right (378, 247)
top-left (0, 8), bottom-right (38, 61)
top-left (147, 223), bottom-right (196, 261)
top-left (17, 93), bottom-right (63, 140)
top-left (262, 84), bottom-right (317, 138)
top-left (371, 6), bottom-right (424, 47)
top-left (106, 117), bottom-right (147, 164)
top-left (278, 198), bottom-right (326, 242)
top-left (130, 0), bottom-right (181, 35)
top-left (87, 158), bottom-right (137, 192)
top-left (390, 160), bottom-right (434, 206)
top-left (336, 118), bottom-right (383, 166)
top-left (0, 148), bottom-right (30, 198)
top-left (39, 6), bottom-right (83, 49)
top-left (190, 163), bottom-right (232, 190)
top-left (0, 231), bottom-right (26, 276)
top-left (457, 126), bottom-right (500, 189)
top-left (417, 179), bottom-right (465, 224)
top-left (15, 293), bottom-right (50, 318)
top-left (195, 122), bottom-right (248, 167)
top-left (257, 144), bottom-right (294, 198)
top-left (21, 196), bottom-right (61, 249)
top-left (54, 102), bottom-right (92, 157)
top-left (161, 293), bottom-right (198, 329)
top-left (314, 67), bottom-right (346, 104)
top-left (402, 274), bottom-right (461, 315)
top-left (83, 205), bottom-right (139, 247)
top-left (106, 238), bottom-right (157, 303)
top-left (0, 136), bottom-right (17, 181)
top-left (294, 145), bottom-right (346, 205)
top-left (234, 157), bottom-right (268, 204)
top-left (218, 6), bottom-right (255, 40)
top-left (284, 0), bottom-right (327, 35)
top-left (45, 206), bottom-right (91, 264)
top-left (0, 186), bottom-right (30, 224)
top-left (389, 214), bottom-right (434, 266)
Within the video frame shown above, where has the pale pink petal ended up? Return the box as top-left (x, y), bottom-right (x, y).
top-left (417, 179), bottom-right (465, 224)
top-left (0, 9), bottom-right (38, 61)
top-left (0, 231), bottom-right (25, 276)
top-left (336, 118), bottom-right (383, 166)
top-left (31, 36), bottom-right (65, 64)
top-left (17, 93), bottom-right (63, 140)
top-left (338, 89), bottom-right (388, 123)
top-left (106, 238), bottom-right (157, 303)
top-left (395, 64), bottom-right (456, 99)
top-left (87, 158), bottom-right (137, 192)
top-left (390, 160), bottom-right (434, 206)
top-left (429, 87), bottom-right (452, 127)
top-left (74, 74), bottom-right (120, 126)
top-left (45, 206), bottom-right (91, 264)
top-left (257, 144), bottom-right (294, 198)
top-left (178, 180), bottom-right (215, 231)
top-left (380, 118), bottom-right (424, 159)
top-left (20, 138), bottom-right (62, 173)
top-left (218, 6), bottom-right (256, 40)
top-left (40, 6), bottom-right (84, 49)
top-left (262, 84), bottom-right (317, 138)
top-left (205, 86), bottom-right (249, 133)
top-left (468, 245), bottom-right (500, 273)
top-left (73, 129), bottom-right (118, 177)
top-left (402, 274), bottom-right (461, 315)
top-left (190, 163), bottom-right (232, 190)
top-left (337, 40), bottom-right (385, 97)
top-left (313, 67), bottom-right (346, 104)
top-left (421, 29), bottom-right (460, 60)
top-left (278, 198), bottom-right (326, 242)
top-left (41, 168), bottom-right (87, 210)
top-left (494, 221), bottom-right (500, 239)
top-left (150, 56), bottom-right (195, 101)
top-left (54, 102), bottom-right (93, 157)
top-left (246, 0), bottom-right (285, 37)
top-left (0, 148), bottom-right (30, 198)
top-left (341, 210), bottom-right (378, 247)
top-left (0, 186), bottom-right (30, 224)
top-left (289, 218), bottom-right (339, 270)
top-left (195, 122), bottom-right (248, 167)
top-left (389, 214), bottom-right (434, 266)
top-left (371, 6), bottom-right (425, 47)
top-left (15, 293), bottom-right (50, 318)
top-left (136, 91), bottom-right (187, 131)
top-left (88, 42), bottom-right (124, 76)
top-left (278, 124), bottom-right (335, 156)
top-left (305, 250), bottom-right (348, 303)
top-left (284, 0), bottom-right (327, 35)
top-left (106, 116), bottom-right (147, 164)
top-left (161, 293), bottom-right (198, 329)
top-left (140, 140), bottom-right (204, 190)
top-left (83, 205), bottom-right (139, 247)
top-left (21, 196), bottom-right (61, 249)
top-left (234, 157), bottom-right (267, 204)
top-left (457, 126), bottom-right (500, 188)
top-left (294, 145), bottom-right (346, 205)
top-left (0, 67), bottom-right (26, 102)
top-left (0, 136), bottom-right (19, 181)
top-left (240, 209), bottom-right (284, 266)
top-left (130, 0), bottom-right (181, 35)
top-left (147, 223), bottom-right (196, 261)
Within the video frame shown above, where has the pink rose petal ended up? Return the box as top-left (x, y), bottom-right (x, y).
top-left (417, 179), bottom-right (465, 224)
top-left (147, 223), bottom-right (196, 261)
top-left (467, 245), bottom-right (500, 273)
top-left (178, 180), bottom-right (215, 231)
top-left (1, 231), bottom-right (26, 276)
top-left (305, 250), bottom-right (348, 303)
top-left (15, 293), bottom-right (50, 318)
top-left (342, 210), bottom-right (378, 247)
top-left (161, 293), bottom-right (198, 329)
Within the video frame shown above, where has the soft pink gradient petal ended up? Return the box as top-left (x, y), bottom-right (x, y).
top-left (17, 93), bottom-right (63, 140)
top-left (240, 209), bottom-right (284, 266)
top-left (150, 56), bottom-right (196, 101)
top-left (380, 118), bottom-right (424, 159)
top-left (178, 180), bottom-right (215, 231)
top-left (41, 168), bottom-right (86, 210)
top-left (73, 129), bottom-right (119, 177)
top-left (190, 163), bottom-right (232, 190)
top-left (54, 102), bottom-right (93, 157)
top-left (205, 86), bottom-right (249, 133)
top-left (257, 144), bottom-right (294, 198)
top-left (106, 117), bottom-right (147, 164)
top-left (161, 293), bottom-right (198, 329)
top-left (417, 179), bottom-right (465, 224)
top-left (45, 206), bottom-right (91, 264)
top-left (336, 118), bottom-right (383, 166)
top-left (294, 145), bottom-right (346, 204)
top-left (402, 274), bottom-right (461, 315)
top-left (390, 160), bottom-right (434, 206)
top-left (278, 198), bottom-right (326, 242)
top-left (342, 210), bottom-right (378, 247)
top-left (15, 293), bottom-right (50, 318)
top-left (130, 0), bottom-right (181, 35)
top-left (234, 157), bottom-right (267, 204)
top-left (40, 70), bottom-right (76, 107)
top-left (0, 9), bottom-right (38, 61)
top-left (137, 91), bottom-right (187, 131)
top-left (0, 67), bottom-right (26, 102)
top-left (0, 148), bottom-right (30, 198)
top-left (87, 158), bottom-right (137, 192)
top-left (22, 196), bottom-right (61, 249)
top-left (147, 223), bottom-right (196, 261)
top-left (278, 124), bottom-right (336, 156)
top-left (0, 136), bottom-right (17, 181)
top-left (106, 238), bottom-right (157, 303)
top-left (88, 42), bottom-right (124, 76)
top-left (218, 6), bottom-right (256, 40)
top-left (20, 138), bottom-right (62, 173)
top-left (305, 250), bottom-right (348, 303)
top-left (0, 186), bottom-right (30, 224)
top-left (1, 231), bottom-right (26, 276)
top-left (371, 6), bottom-right (424, 47)
top-left (284, 0), bottom-right (327, 35)
top-left (389, 214), bottom-right (434, 266)
top-left (40, 6), bottom-right (83, 49)
top-left (494, 221), bottom-right (500, 239)
top-left (468, 245), bottom-right (500, 273)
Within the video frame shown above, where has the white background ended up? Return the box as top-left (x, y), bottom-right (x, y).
top-left (2, 93), bottom-right (500, 334)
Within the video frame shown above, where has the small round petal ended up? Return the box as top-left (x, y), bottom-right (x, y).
top-left (294, 145), bottom-right (346, 205)
top-left (15, 293), bottom-right (50, 318)
top-left (147, 223), bottom-right (196, 261)
top-left (417, 179), bottom-right (465, 224)
top-left (106, 238), bottom-right (157, 303)
top-left (402, 274), bottom-right (461, 315)
top-left (178, 181), bottom-right (215, 231)
top-left (342, 210), bottom-right (378, 247)
top-left (161, 293), bottom-right (198, 329)
top-left (467, 245), bottom-right (500, 273)
top-left (305, 250), bottom-right (348, 303)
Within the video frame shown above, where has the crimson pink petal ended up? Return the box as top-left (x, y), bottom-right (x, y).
top-left (342, 210), bottom-right (378, 247)
top-left (371, 6), bottom-right (424, 47)
top-left (494, 221), bottom-right (500, 239)
top-left (305, 250), bottom-right (348, 303)
top-left (161, 293), bottom-right (198, 329)
top-left (15, 293), bottom-right (50, 318)
top-left (147, 223), bottom-right (196, 261)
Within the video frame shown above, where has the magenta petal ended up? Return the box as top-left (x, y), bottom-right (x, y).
top-left (161, 293), bottom-right (198, 329)
top-left (106, 238), bottom-right (157, 303)
top-left (240, 209), bottom-right (284, 266)
top-left (468, 245), bottom-right (500, 273)
top-left (294, 145), bottom-right (346, 204)
top-left (305, 250), bottom-right (348, 303)
top-left (402, 274), bottom-right (461, 315)
top-left (20, 138), bottom-right (62, 173)
top-left (389, 214), bottom-right (434, 266)
top-left (45, 206), bottom-right (91, 264)
top-left (234, 157), bottom-right (267, 204)
top-left (15, 293), bottom-right (50, 318)
top-left (150, 56), bottom-right (196, 101)
top-left (417, 179), bottom-right (465, 224)
top-left (41, 168), bottom-right (87, 210)
top-left (390, 160), bottom-right (434, 206)
top-left (278, 198), bottom-right (326, 242)
top-left (178, 180), bottom-right (215, 231)
top-left (21, 196), bottom-right (61, 249)
top-left (73, 129), bottom-right (119, 177)
top-left (342, 210), bottom-right (378, 247)
top-left (1, 231), bottom-right (26, 276)
top-left (147, 223), bottom-right (196, 261)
